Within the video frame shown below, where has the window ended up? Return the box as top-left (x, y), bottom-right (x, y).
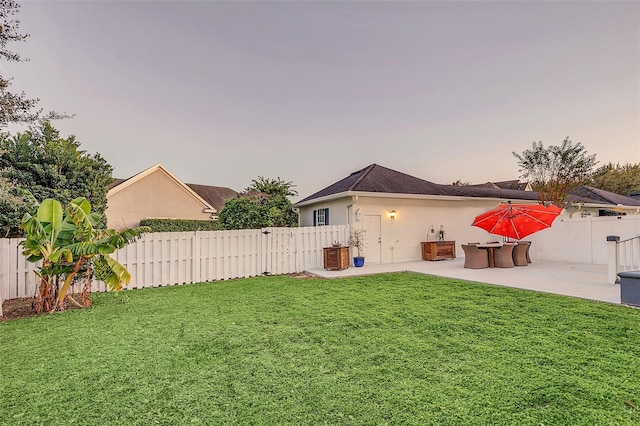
top-left (599, 210), bottom-right (626, 217)
top-left (313, 208), bottom-right (329, 226)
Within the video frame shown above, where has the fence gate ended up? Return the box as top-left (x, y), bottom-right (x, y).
top-left (261, 228), bottom-right (296, 276)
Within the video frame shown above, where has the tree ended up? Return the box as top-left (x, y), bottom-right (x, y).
top-left (0, 0), bottom-right (68, 127)
top-left (0, 122), bottom-right (112, 236)
top-left (0, 156), bottom-right (37, 237)
top-left (248, 176), bottom-right (298, 198)
top-left (20, 197), bottom-right (149, 313)
top-left (512, 137), bottom-right (598, 205)
top-left (218, 177), bottom-right (298, 229)
top-left (590, 162), bottom-right (640, 196)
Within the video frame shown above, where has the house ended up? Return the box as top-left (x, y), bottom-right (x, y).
top-left (473, 182), bottom-right (639, 218)
top-left (294, 164), bottom-right (640, 265)
top-left (626, 190), bottom-right (640, 201)
top-left (565, 186), bottom-right (640, 217)
top-left (106, 164), bottom-right (236, 228)
top-left (467, 180), bottom-right (533, 191)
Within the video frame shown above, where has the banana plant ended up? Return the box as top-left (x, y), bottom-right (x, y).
top-left (21, 197), bottom-right (149, 312)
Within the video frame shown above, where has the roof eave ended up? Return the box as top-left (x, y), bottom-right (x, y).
top-left (568, 202), bottom-right (640, 210)
top-left (293, 191), bottom-right (352, 207)
top-left (294, 190), bottom-right (541, 206)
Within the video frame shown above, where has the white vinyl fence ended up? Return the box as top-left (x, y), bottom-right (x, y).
top-left (530, 215), bottom-right (640, 265)
top-left (0, 225), bottom-right (349, 301)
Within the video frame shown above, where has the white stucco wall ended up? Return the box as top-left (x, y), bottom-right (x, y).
top-left (350, 196), bottom-right (511, 263)
top-left (299, 195), bottom-right (538, 264)
top-left (298, 195), bottom-right (640, 265)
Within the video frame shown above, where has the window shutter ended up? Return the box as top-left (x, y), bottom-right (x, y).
top-left (313, 210), bottom-right (317, 226)
top-left (324, 208), bottom-right (329, 225)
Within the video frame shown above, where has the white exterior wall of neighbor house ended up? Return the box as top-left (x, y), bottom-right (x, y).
top-left (106, 168), bottom-right (210, 229)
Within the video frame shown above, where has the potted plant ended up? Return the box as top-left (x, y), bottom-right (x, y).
top-left (349, 228), bottom-right (366, 267)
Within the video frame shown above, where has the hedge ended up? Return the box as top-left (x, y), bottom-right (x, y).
top-left (139, 218), bottom-right (222, 233)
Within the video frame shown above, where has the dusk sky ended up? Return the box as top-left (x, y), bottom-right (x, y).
top-left (6, 1), bottom-right (639, 199)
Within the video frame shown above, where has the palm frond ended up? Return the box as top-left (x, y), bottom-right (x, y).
top-left (63, 241), bottom-right (100, 257)
top-left (93, 226), bottom-right (150, 250)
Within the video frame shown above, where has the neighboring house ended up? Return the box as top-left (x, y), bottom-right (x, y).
top-left (565, 186), bottom-right (640, 217)
top-left (106, 164), bottom-right (236, 228)
top-left (472, 181), bottom-right (639, 218)
top-left (294, 163), bottom-right (640, 265)
top-left (467, 180), bottom-right (533, 191)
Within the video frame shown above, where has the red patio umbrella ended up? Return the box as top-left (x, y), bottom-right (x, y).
top-left (471, 203), bottom-right (563, 240)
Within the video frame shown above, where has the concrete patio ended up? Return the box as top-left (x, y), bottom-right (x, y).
top-left (306, 259), bottom-right (622, 305)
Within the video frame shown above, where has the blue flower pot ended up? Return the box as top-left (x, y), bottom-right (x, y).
top-left (353, 257), bottom-right (365, 267)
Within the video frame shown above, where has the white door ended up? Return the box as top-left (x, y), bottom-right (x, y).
top-left (363, 214), bottom-right (381, 264)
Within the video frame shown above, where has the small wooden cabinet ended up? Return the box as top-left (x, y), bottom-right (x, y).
top-left (323, 246), bottom-right (350, 270)
top-left (421, 241), bottom-right (456, 261)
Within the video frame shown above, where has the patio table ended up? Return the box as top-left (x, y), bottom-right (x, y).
top-left (476, 243), bottom-right (503, 268)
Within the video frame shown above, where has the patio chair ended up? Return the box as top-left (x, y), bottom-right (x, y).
top-left (518, 241), bottom-right (532, 263)
top-left (493, 244), bottom-right (515, 268)
top-left (462, 244), bottom-right (489, 269)
top-left (512, 243), bottom-right (528, 266)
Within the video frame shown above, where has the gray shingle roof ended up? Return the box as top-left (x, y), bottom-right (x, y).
top-left (186, 183), bottom-right (237, 211)
top-left (297, 164), bottom-right (539, 203)
top-left (296, 164), bottom-right (466, 203)
top-left (106, 178), bottom-right (126, 190)
top-left (468, 180), bottom-right (529, 191)
top-left (454, 185), bottom-right (539, 200)
top-left (566, 186), bottom-right (640, 207)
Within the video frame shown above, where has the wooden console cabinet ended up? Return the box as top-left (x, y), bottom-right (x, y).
top-left (323, 246), bottom-right (350, 270)
top-left (421, 241), bottom-right (456, 261)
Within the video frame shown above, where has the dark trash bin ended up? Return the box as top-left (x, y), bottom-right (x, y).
top-left (617, 270), bottom-right (640, 307)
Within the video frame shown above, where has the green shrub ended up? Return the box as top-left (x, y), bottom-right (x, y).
top-left (139, 218), bottom-right (222, 233)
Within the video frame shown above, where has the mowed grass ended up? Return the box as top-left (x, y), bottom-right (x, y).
top-left (2, 273), bottom-right (640, 425)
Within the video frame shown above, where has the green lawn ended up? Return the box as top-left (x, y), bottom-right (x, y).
top-left (1, 273), bottom-right (640, 425)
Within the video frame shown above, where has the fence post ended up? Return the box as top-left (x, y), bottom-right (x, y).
top-left (607, 235), bottom-right (620, 284)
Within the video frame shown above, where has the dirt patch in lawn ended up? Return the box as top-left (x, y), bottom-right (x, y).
top-left (1, 297), bottom-right (86, 321)
top-left (1, 298), bottom-right (38, 321)
top-left (289, 272), bottom-right (323, 280)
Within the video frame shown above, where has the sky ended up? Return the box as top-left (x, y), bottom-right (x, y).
top-left (5, 0), bottom-right (640, 200)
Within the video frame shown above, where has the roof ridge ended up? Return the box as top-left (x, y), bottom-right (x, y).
top-left (186, 182), bottom-right (234, 190)
top-left (349, 164), bottom-right (377, 191)
top-left (582, 185), bottom-right (615, 203)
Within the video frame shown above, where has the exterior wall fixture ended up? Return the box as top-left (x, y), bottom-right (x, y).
top-left (389, 210), bottom-right (397, 220)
